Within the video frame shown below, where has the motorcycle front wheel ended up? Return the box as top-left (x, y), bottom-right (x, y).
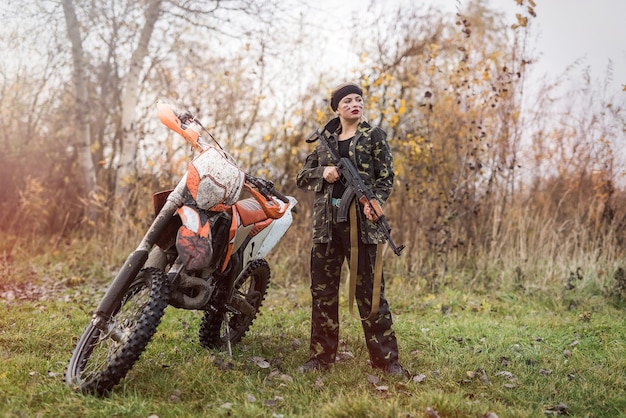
top-left (198, 258), bottom-right (270, 349)
top-left (65, 267), bottom-right (168, 395)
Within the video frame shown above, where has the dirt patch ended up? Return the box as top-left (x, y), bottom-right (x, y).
top-left (0, 276), bottom-right (68, 302)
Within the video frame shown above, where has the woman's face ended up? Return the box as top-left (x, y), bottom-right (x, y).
top-left (337, 93), bottom-right (364, 121)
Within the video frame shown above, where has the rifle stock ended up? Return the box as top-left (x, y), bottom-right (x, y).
top-left (312, 130), bottom-right (405, 256)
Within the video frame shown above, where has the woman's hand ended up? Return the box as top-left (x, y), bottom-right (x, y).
top-left (323, 166), bottom-right (341, 183)
top-left (363, 202), bottom-right (378, 222)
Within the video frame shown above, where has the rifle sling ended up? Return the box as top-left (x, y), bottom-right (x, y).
top-left (348, 199), bottom-right (383, 321)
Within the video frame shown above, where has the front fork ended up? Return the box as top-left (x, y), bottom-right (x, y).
top-left (92, 187), bottom-right (185, 326)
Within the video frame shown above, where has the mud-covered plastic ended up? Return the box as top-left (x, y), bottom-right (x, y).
top-left (186, 147), bottom-right (245, 209)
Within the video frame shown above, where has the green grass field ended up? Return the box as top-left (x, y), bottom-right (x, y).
top-left (1, 273), bottom-right (625, 418)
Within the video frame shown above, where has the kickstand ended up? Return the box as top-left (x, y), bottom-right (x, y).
top-left (223, 312), bottom-right (232, 359)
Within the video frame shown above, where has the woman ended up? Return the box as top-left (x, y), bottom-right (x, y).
top-left (296, 82), bottom-right (406, 376)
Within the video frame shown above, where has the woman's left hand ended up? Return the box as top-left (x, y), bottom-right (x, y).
top-left (363, 203), bottom-right (377, 222)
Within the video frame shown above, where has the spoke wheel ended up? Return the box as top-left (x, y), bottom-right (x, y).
top-left (65, 268), bottom-right (168, 395)
top-left (198, 259), bottom-right (270, 349)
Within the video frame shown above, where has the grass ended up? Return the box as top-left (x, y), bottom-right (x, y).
top-left (1, 270), bottom-right (625, 418)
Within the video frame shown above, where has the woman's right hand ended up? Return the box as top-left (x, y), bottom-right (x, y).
top-left (323, 166), bottom-right (340, 183)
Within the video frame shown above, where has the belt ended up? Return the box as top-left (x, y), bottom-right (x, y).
top-left (331, 198), bottom-right (341, 207)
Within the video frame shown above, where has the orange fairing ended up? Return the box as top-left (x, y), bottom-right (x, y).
top-left (186, 164), bottom-right (201, 199)
top-left (176, 206), bottom-right (211, 239)
top-left (221, 211), bottom-right (240, 272)
top-left (243, 183), bottom-right (287, 219)
top-left (250, 218), bottom-right (273, 237)
top-left (156, 101), bottom-right (202, 152)
top-left (175, 206), bottom-right (212, 271)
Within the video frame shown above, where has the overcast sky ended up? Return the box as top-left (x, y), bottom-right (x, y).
top-left (312, 0), bottom-right (626, 98)
top-left (488, 0), bottom-right (626, 95)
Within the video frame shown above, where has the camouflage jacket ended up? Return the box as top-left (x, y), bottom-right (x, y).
top-left (296, 117), bottom-right (395, 244)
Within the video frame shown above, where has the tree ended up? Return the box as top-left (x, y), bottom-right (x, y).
top-left (115, 0), bottom-right (164, 206)
top-left (62, 0), bottom-right (98, 221)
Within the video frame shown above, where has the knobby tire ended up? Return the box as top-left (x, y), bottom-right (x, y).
top-left (198, 258), bottom-right (270, 349)
top-left (65, 268), bottom-right (169, 396)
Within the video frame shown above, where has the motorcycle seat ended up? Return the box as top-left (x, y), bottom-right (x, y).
top-left (234, 198), bottom-right (269, 226)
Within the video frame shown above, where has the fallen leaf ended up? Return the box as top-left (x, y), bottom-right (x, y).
top-left (266, 370), bottom-right (280, 380)
top-left (213, 358), bottom-right (233, 370)
top-left (251, 356), bottom-right (270, 369)
top-left (336, 351), bottom-right (354, 361)
top-left (279, 374), bottom-right (293, 383)
top-left (479, 371), bottom-right (490, 384)
top-left (413, 374), bottom-right (427, 383)
top-left (544, 402), bottom-right (568, 416)
top-left (367, 374), bottom-right (380, 385)
top-left (290, 338), bottom-right (302, 350)
top-left (425, 406), bottom-right (440, 418)
top-left (495, 371), bottom-right (516, 380)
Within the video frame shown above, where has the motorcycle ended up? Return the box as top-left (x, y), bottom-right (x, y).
top-left (65, 102), bottom-right (297, 395)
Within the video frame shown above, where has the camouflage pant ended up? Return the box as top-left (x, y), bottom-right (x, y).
top-left (308, 219), bottom-right (399, 368)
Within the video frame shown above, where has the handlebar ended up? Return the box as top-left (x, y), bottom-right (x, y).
top-left (158, 103), bottom-right (290, 204)
top-left (176, 111), bottom-right (195, 126)
top-left (246, 174), bottom-right (290, 203)
top-left (272, 189), bottom-right (290, 204)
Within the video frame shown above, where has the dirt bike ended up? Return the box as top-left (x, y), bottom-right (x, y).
top-left (65, 102), bottom-right (297, 396)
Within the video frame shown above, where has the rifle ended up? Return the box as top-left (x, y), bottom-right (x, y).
top-left (307, 129), bottom-right (405, 256)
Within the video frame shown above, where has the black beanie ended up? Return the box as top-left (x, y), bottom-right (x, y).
top-left (330, 83), bottom-right (363, 111)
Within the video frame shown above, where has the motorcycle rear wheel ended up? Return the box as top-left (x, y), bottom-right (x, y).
top-left (65, 267), bottom-right (168, 395)
top-left (198, 258), bottom-right (270, 349)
